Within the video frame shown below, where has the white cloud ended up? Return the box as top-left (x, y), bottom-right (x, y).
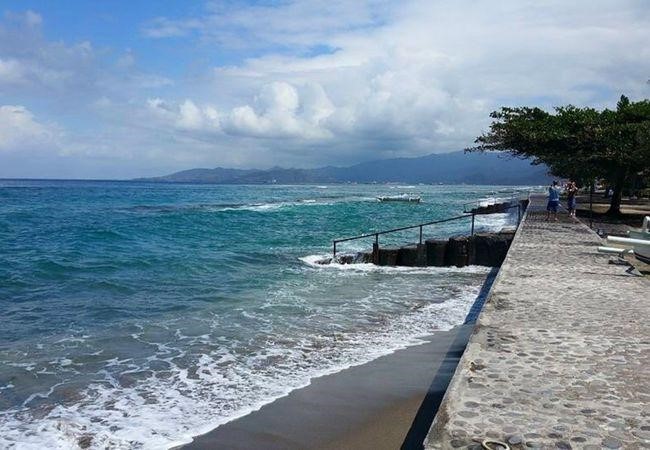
top-left (222, 82), bottom-right (331, 139)
top-left (2, 1), bottom-right (650, 177)
top-left (0, 105), bottom-right (61, 152)
top-left (0, 58), bottom-right (26, 84)
top-left (178, 0), bottom-right (649, 164)
top-left (177, 99), bottom-right (219, 130)
top-left (144, 81), bottom-right (336, 141)
top-left (142, 1), bottom-right (390, 47)
top-left (0, 12), bottom-right (170, 98)
top-left (146, 97), bottom-right (220, 132)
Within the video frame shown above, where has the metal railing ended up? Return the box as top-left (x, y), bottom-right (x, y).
top-left (462, 194), bottom-right (521, 214)
top-left (332, 202), bottom-right (524, 260)
top-left (462, 190), bottom-right (536, 214)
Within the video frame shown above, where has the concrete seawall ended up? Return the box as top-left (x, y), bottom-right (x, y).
top-left (424, 195), bottom-right (649, 449)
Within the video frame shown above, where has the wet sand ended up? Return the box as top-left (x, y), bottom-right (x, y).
top-left (181, 323), bottom-right (475, 450)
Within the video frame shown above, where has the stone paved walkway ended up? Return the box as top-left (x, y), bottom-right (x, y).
top-left (425, 195), bottom-right (649, 450)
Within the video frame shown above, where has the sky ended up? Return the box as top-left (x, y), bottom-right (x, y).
top-left (0, 1), bottom-right (649, 179)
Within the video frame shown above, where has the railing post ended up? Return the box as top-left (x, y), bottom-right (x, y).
top-left (333, 241), bottom-right (337, 257)
top-left (419, 225), bottom-right (423, 245)
top-left (471, 213), bottom-right (475, 236)
top-left (589, 180), bottom-right (594, 229)
top-left (372, 234), bottom-right (379, 265)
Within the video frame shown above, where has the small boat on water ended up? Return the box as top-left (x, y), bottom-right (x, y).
top-left (377, 195), bottom-right (421, 203)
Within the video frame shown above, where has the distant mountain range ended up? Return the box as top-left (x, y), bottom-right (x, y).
top-left (137, 151), bottom-right (551, 185)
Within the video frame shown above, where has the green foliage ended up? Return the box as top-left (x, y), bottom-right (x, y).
top-left (468, 95), bottom-right (650, 214)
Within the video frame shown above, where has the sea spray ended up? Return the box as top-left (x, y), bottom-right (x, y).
top-left (0, 181), bottom-right (524, 448)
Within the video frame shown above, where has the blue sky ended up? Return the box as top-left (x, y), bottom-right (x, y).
top-left (1, 0), bottom-right (649, 178)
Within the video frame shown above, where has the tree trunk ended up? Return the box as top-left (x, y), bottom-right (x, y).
top-left (606, 170), bottom-right (627, 216)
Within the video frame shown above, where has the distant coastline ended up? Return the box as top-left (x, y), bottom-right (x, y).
top-left (0, 151), bottom-right (551, 185)
top-left (134, 150), bottom-right (551, 186)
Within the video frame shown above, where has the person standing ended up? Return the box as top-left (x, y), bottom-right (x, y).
top-left (546, 181), bottom-right (561, 221)
top-left (566, 181), bottom-right (578, 218)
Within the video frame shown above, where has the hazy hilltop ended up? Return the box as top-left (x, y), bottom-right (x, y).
top-left (138, 151), bottom-right (550, 185)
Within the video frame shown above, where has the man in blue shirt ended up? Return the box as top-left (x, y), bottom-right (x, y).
top-left (546, 181), bottom-right (561, 221)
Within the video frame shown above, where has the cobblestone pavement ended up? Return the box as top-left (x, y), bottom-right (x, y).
top-left (425, 195), bottom-right (649, 450)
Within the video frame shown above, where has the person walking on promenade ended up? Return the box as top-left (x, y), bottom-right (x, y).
top-left (546, 180), bottom-right (561, 221)
top-left (566, 181), bottom-right (578, 218)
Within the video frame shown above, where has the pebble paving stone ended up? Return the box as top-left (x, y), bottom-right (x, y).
top-left (425, 195), bottom-right (649, 450)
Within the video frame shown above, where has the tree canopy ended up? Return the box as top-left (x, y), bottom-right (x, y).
top-left (468, 95), bottom-right (650, 215)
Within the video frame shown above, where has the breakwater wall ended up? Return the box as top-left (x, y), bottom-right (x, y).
top-left (321, 230), bottom-right (515, 268)
top-left (326, 198), bottom-right (529, 269)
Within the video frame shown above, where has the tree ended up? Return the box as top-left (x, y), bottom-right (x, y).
top-left (468, 95), bottom-right (650, 215)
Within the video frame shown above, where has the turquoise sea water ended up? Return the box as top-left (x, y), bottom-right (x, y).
top-left (0, 181), bottom-right (530, 449)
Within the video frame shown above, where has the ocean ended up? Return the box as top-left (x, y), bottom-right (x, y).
top-left (0, 181), bottom-right (529, 449)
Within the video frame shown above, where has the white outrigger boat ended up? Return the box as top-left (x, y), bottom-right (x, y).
top-left (597, 216), bottom-right (650, 264)
top-left (377, 194), bottom-right (421, 203)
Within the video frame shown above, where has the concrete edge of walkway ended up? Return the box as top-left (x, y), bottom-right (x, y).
top-left (422, 198), bottom-right (535, 448)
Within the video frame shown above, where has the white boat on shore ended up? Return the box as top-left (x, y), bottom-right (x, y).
top-left (377, 195), bottom-right (421, 203)
top-left (598, 216), bottom-right (650, 264)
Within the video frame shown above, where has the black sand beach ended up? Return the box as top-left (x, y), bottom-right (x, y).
top-left (181, 324), bottom-right (474, 450)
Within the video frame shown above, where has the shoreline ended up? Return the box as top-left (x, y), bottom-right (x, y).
top-left (180, 325), bottom-right (475, 450)
top-left (180, 269), bottom-right (497, 449)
